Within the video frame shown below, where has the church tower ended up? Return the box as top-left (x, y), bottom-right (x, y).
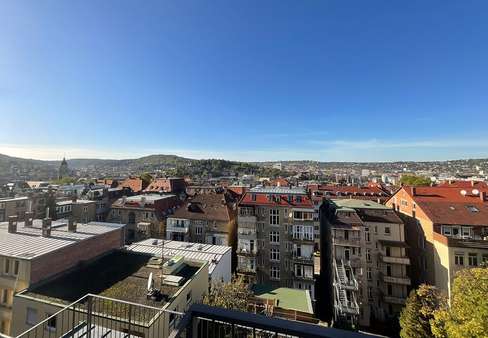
top-left (58, 157), bottom-right (69, 179)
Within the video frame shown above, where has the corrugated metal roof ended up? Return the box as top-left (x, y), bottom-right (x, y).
top-left (125, 239), bottom-right (231, 275)
top-left (0, 220), bottom-right (124, 259)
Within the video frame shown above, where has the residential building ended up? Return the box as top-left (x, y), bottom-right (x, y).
top-left (145, 177), bottom-right (186, 194)
top-left (386, 185), bottom-right (488, 297)
top-left (320, 199), bottom-right (410, 327)
top-left (308, 184), bottom-right (391, 204)
top-left (236, 187), bottom-right (317, 298)
top-left (0, 216), bottom-right (124, 335)
top-left (126, 238), bottom-right (232, 283)
top-left (55, 198), bottom-right (97, 223)
top-left (11, 251), bottom-right (208, 338)
top-left (0, 197), bottom-right (28, 222)
top-left (166, 193), bottom-right (237, 248)
top-left (108, 194), bottom-right (180, 242)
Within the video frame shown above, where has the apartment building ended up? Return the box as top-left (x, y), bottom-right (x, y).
top-left (386, 185), bottom-right (488, 297)
top-left (166, 193), bottom-right (237, 248)
top-left (126, 238), bottom-right (232, 283)
top-left (320, 199), bottom-right (410, 327)
top-left (55, 198), bottom-right (97, 223)
top-left (0, 197), bottom-right (28, 222)
top-left (236, 187), bottom-right (317, 298)
top-left (0, 216), bottom-right (124, 335)
top-left (108, 194), bottom-right (179, 242)
top-left (11, 251), bottom-right (208, 338)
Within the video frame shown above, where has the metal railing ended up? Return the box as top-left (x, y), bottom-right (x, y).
top-left (16, 294), bottom-right (183, 338)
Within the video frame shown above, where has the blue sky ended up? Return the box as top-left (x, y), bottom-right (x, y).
top-left (1, 0), bottom-right (487, 162)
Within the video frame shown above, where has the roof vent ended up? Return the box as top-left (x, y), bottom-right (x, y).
top-left (472, 189), bottom-right (480, 196)
top-left (8, 215), bottom-right (18, 233)
top-left (460, 190), bottom-right (467, 196)
top-left (42, 218), bottom-right (52, 237)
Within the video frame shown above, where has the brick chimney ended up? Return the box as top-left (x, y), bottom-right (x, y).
top-left (68, 218), bottom-right (77, 232)
top-left (481, 191), bottom-right (486, 202)
top-left (8, 215), bottom-right (18, 233)
top-left (411, 187), bottom-right (416, 196)
top-left (42, 218), bottom-right (52, 237)
top-left (24, 211), bottom-right (34, 227)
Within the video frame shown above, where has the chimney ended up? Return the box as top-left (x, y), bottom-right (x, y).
top-left (411, 187), bottom-right (416, 196)
top-left (8, 215), bottom-right (18, 233)
top-left (481, 191), bottom-right (486, 202)
top-left (25, 212), bottom-right (34, 227)
top-left (68, 218), bottom-right (77, 232)
top-left (42, 218), bottom-right (52, 237)
top-left (471, 180), bottom-right (475, 187)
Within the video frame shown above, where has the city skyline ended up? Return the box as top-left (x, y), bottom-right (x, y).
top-left (1, 1), bottom-right (488, 161)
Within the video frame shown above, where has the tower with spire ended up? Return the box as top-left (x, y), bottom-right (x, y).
top-left (58, 157), bottom-right (69, 179)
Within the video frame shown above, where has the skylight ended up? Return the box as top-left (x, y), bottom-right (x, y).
top-left (466, 205), bottom-right (479, 213)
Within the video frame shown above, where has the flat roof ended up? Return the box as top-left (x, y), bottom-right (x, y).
top-left (126, 239), bottom-right (231, 276)
top-left (126, 194), bottom-right (176, 202)
top-left (23, 250), bottom-right (202, 307)
top-left (252, 284), bottom-right (313, 314)
top-left (0, 196), bottom-right (28, 202)
top-left (0, 220), bottom-right (123, 260)
top-left (331, 199), bottom-right (389, 210)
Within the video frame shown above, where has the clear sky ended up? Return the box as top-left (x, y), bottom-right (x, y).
top-left (1, 0), bottom-right (487, 162)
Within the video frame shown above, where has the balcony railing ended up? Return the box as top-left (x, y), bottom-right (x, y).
top-left (382, 275), bottom-right (411, 286)
top-left (380, 254), bottom-right (410, 265)
top-left (237, 247), bottom-right (257, 255)
top-left (332, 237), bottom-right (361, 246)
top-left (16, 294), bottom-right (183, 338)
top-left (166, 225), bottom-right (189, 234)
top-left (383, 295), bottom-right (407, 305)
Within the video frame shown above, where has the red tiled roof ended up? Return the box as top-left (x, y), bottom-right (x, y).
top-left (120, 177), bottom-right (144, 193)
top-left (437, 180), bottom-right (488, 188)
top-left (267, 178), bottom-right (290, 187)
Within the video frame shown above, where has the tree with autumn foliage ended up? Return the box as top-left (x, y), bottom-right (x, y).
top-left (202, 276), bottom-right (252, 311)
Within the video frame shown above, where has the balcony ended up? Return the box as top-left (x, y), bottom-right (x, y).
top-left (292, 253), bottom-right (314, 263)
top-left (166, 225), bottom-right (189, 234)
top-left (237, 247), bottom-right (257, 256)
top-left (292, 234), bottom-right (314, 243)
top-left (238, 215), bottom-right (257, 225)
top-left (382, 275), bottom-right (411, 286)
top-left (383, 295), bottom-right (407, 305)
top-left (293, 272), bottom-right (314, 281)
top-left (380, 254), bottom-right (410, 265)
top-left (333, 237), bottom-right (361, 247)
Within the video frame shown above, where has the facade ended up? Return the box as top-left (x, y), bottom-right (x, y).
top-left (386, 185), bottom-right (488, 297)
top-left (320, 199), bottom-right (410, 327)
top-left (55, 198), bottom-right (97, 223)
top-left (236, 187), bottom-right (318, 298)
top-left (11, 251), bottom-right (208, 338)
top-left (166, 193), bottom-right (237, 247)
top-left (126, 238), bottom-right (232, 283)
top-left (0, 217), bottom-right (124, 335)
top-left (0, 197), bottom-right (28, 222)
top-left (108, 194), bottom-right (180, 242)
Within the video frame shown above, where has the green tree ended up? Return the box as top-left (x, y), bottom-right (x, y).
top-left (400, 175), bottom-right (432, 186)
top-left (202, 276), bottom-right (252, 311)
top-left (140, 172), bottom-right (153, 188)
top-left (399, 284), bottom-right (447, 338)
top-left (431, 267), bottom-right (488, 338)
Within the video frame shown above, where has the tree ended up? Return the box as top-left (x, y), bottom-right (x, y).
top-left (202, 276), bottom-right (252, 311)
top-left (399, 284), bottom-right (446, 338)
top-left (140, 172), bottom-right (153, 188)
top-left (431, 267), bottom-right (488, 338)
top-left (400, 175), bottom-right (432, 186)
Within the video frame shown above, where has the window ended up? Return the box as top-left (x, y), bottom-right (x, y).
top-left (365, 227), bottom-right (370, 242)
top-left (270, 209), bottom-right (280, 225)
top-left (468, 253), bottom-right (478, 266)
top-left (4, 259), bottom-right (9, 274)
top-left (195, 227), bottom-right (203, 235)
top-left (387, 284), bottom-right (393, 296)
top-left (45, 314), bottom-right (56, 332)
top-left (251, 194), bottom-right (256, 201)
top-left (1, 289), bottom-right (7, 304)
top-left (386, 264), bottom-right (392, 276)
top-left (269, 231), bottom-right (280, 244)
top-left (400, 199), bottom-right (408, 207)
top-left (367, 267), bottom-right (372, 280)
top-left (26, 308), bottom-right (38, 326)
top-left (454, 252), bottom-right (464, 266)
top-left (13, 261), bottom-right (19, 276)
top-left (386, 247), bottom-right (391, 257)
top-left (366, 249), bottom-right (371, 262)
top-left (367, 287), bottom-right (373, 300)
top-left (270, 266), bottom-right (280, 280)
top-left (296, 196), bottom-right (302, 203)
top-left (385, 227), bottom-right (391, 235)
top-left (270, 248), bottom-right (280, 261)
top-left (442, 226), bottom-right (452, 236)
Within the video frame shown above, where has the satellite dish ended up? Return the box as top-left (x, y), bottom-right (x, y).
top-left (460, 190), bottom-right (467, 196)
top-left (147, 272), bottom-right (154, 291)
top-left (472, 189), bottom-right (480, 195)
